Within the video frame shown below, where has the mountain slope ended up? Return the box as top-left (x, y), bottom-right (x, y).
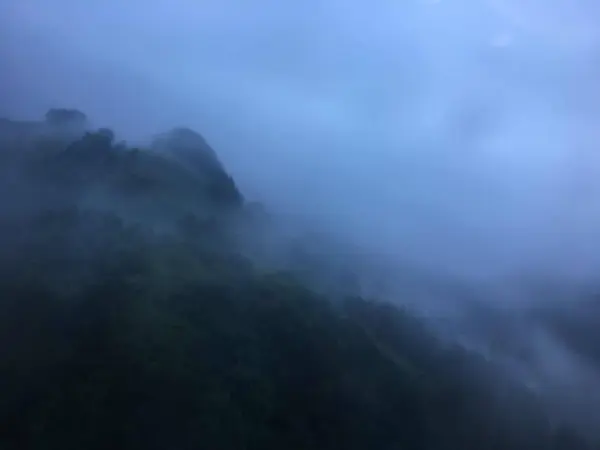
top-left (0, 110), bottom-right (595, 450)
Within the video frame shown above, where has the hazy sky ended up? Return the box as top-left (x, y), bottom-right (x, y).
top-left (3, 0), bottom-right (600, 280)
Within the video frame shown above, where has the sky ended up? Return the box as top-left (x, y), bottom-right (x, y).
top-left (3, 0), bottom-right (600, 281)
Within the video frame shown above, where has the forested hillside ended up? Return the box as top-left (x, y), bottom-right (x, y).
top-left (0, 109), bottom-right (596, 449)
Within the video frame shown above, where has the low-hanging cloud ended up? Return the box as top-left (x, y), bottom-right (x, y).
top-left (3, 0), bottom-right (600, 281)
top-left (5, 0), bottom-right (600, 435)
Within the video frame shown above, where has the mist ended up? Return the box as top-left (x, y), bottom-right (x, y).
top-left (3, 0), bottom-right (600, 436)
top-left (4, 0), bottom-right (600, 282)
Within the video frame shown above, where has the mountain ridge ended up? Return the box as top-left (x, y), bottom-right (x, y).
top-left (0, 109), bottom-right (596, 450)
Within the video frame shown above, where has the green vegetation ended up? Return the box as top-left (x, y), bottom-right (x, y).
top-left (0, 110), bottom-right (595, 449)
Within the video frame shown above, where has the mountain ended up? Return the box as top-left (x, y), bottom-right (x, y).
top-left (0, 109), bottom-right (596, 450)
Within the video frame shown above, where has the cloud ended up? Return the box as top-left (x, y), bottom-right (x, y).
top-left (3, 0), bottom-right (600, 280)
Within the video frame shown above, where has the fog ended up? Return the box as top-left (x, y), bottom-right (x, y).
top-left (3, 0), bottom-right (600, 436)
top-left (4, 0), bottom-right (600, 282)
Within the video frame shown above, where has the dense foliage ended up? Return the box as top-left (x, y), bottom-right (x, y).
top-left (0, 110), bottom-right (596, 449)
